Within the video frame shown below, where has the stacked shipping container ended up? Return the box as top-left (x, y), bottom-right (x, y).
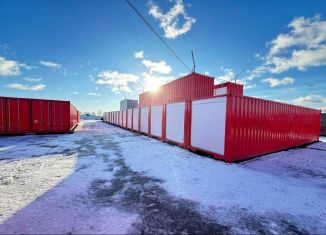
top-left (139, 73), bottom-right (214, 107)
top-left (0, 96), bottom-right (79, 135)
top-left (103, 72), bottom-right (321, 163)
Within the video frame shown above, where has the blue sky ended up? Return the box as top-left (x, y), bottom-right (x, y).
top-left (1, 0), bottom-right (326, 113)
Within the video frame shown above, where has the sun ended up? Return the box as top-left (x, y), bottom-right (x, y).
top-left (146, 80), bottom-right (160, 93)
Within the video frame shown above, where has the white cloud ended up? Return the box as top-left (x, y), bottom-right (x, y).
top-left (248, 15), bottom-right (326, 79)
top-left (39, 60), bottom-right (62, 69)
top-left (95, 52), bottom-right (174, 94)
top-left (262, 77), bottom-right (295, 87)
top-left (269, 15), bottom-right (326, 55)
top-left (134, 50), bottom-right (144, 59)
top-left (142, 59), bottom-right (172, 74)
top-left (214, 67), bottom-right (235, 83)
top-left (149, 0), bottom-right (196, 39)
top-left (0, 56), bottom-right (28, 77)
top-left (264, 45), bottom-right (326, 73)
top-left (72, 91), bottom-right (79, 95)
top-left (5, 83), bottom-right (45, 91)
top-left (86, 92), bottom-right (101, 96)
top-left (95, 70), bottom-right (139, 94)
top-left (92, 100), bottom-right (102, 103)
top-left (215, 67), bottom-right (255, 89)
top-left (292, 94), bottom-right (326, 111)
top-left (293, 94), bottom-right (326, 105)
top-left (24, 77), bottom-right (42, 82)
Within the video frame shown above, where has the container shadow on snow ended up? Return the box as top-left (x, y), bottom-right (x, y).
top-left (0, 121), bottom-right (325, 234)
top-left (0, 121), bottom-right (231, 234)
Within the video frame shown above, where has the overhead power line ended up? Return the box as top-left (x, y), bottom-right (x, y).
top-left (126, 0), bottom-right (192, 72)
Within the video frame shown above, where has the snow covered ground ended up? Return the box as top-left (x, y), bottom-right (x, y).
top-left (320, 136), bottom-right (326, 142)
top-left (0, 121), bottom-right (325, 234)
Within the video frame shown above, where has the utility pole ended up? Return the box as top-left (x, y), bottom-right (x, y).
top-left (138, 81), bottom-right (145, 93)
top-left (191, 51), bottom-right (196, 73)
top-left (234, 69), bottom-right (245, 83)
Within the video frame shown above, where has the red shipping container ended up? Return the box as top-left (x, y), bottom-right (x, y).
top-left (189, 94), bottom-right (320, 162)
top-left (0, 97), bottom-right (30, 135)
top-left (70, 103), bottom-right (79, 131)
top-left (139, 72), bottom-right (214, 107)
top-left (223, 95), bottom-right (320, 162)
top-left (0, 96), bottom-right (79, 135)
top-left (31, 99), bottom-right (76, 133)
top-left (104, 76), bottom-right (321, 163)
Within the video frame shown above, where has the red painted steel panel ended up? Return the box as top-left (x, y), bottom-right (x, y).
top-left (31, 99), bottom-right (51, 132)
top-left (224, 95), bottom-right (321, 162)
top-left (105, 83), bottom-right (320, 163)
top-left (31, 99), bottom-right (73, 133)
top-left (53, 101), bottom-right (67, 132)
top-left (0, 97), bottom-right (4, 134)
top-left (139, 72), bottom-right (214, 107)
top-left (0, 96), bottom-right (79, 135)
top-left (0, 97), bottom-right (30, 134)
top-left (70, 103), bottom-right (79, 130)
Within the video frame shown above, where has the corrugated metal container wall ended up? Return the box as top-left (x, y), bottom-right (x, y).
top-left (103, 80), bottom-right (321, 163)
top-left (31, 99), bottom-right (71, 133)
top-left (0, 96), bottom-right (79, 135)
top-left (0, 97), bottom-right (4, 134)
top-left (139, 73), bottom-right (214, 107)
top-left (70, 103), bottom-right (79, 130)
top-left (31, 99), bottom-right (51, 133)
top-left (224, 96), bottom-right (321, 162)
top-left (0, 97), bottom-right (30, 135)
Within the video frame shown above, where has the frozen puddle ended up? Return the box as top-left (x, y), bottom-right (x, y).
top-left (0, 120), bottom-right (325, 234)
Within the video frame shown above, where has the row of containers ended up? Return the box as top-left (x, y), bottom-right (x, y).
top-left (0, 96), bottom-right (79, 135)
top-left (104, 82), bottom-right (320, 163)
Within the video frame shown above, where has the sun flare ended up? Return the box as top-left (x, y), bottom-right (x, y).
top-left (146, 81), bottom-right (160, 93)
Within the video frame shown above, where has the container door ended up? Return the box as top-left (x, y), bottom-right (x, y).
top-left (19, 99), bottom-right (30, 133)
top-left (31, 100), bottom-right (41, 132)
top-left (166, 102), bottom-right (185, 144)
top-left (4, 98), bottom-right (30, 134)
top-left (191, 96), bottom-right (227, 156)
top-left (42, 100), bottom-right (51, 132)
top-left (119, 111), bottom-right (123, 126)
top-left (62, 102), bottom-right (70, 131)
top-left (8, 98), bottom-right (21, 133)
top-left (123, 110), bottom-right (127, 127)
top-left (127, 109), bottom-right (132, 128)
top-left (52, 101), bottom-right (62, 132)
top-left (140, 107), bottom-right (149, 133)
top-left (151, 105), bottom-right (163, 138)
top-left (132, 108), bottom-right (139, 131)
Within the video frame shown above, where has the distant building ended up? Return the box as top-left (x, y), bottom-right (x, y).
top-left (120, 99), bottom-right (138, 111)
top-left (321, 113), bottom-right (326, 136)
